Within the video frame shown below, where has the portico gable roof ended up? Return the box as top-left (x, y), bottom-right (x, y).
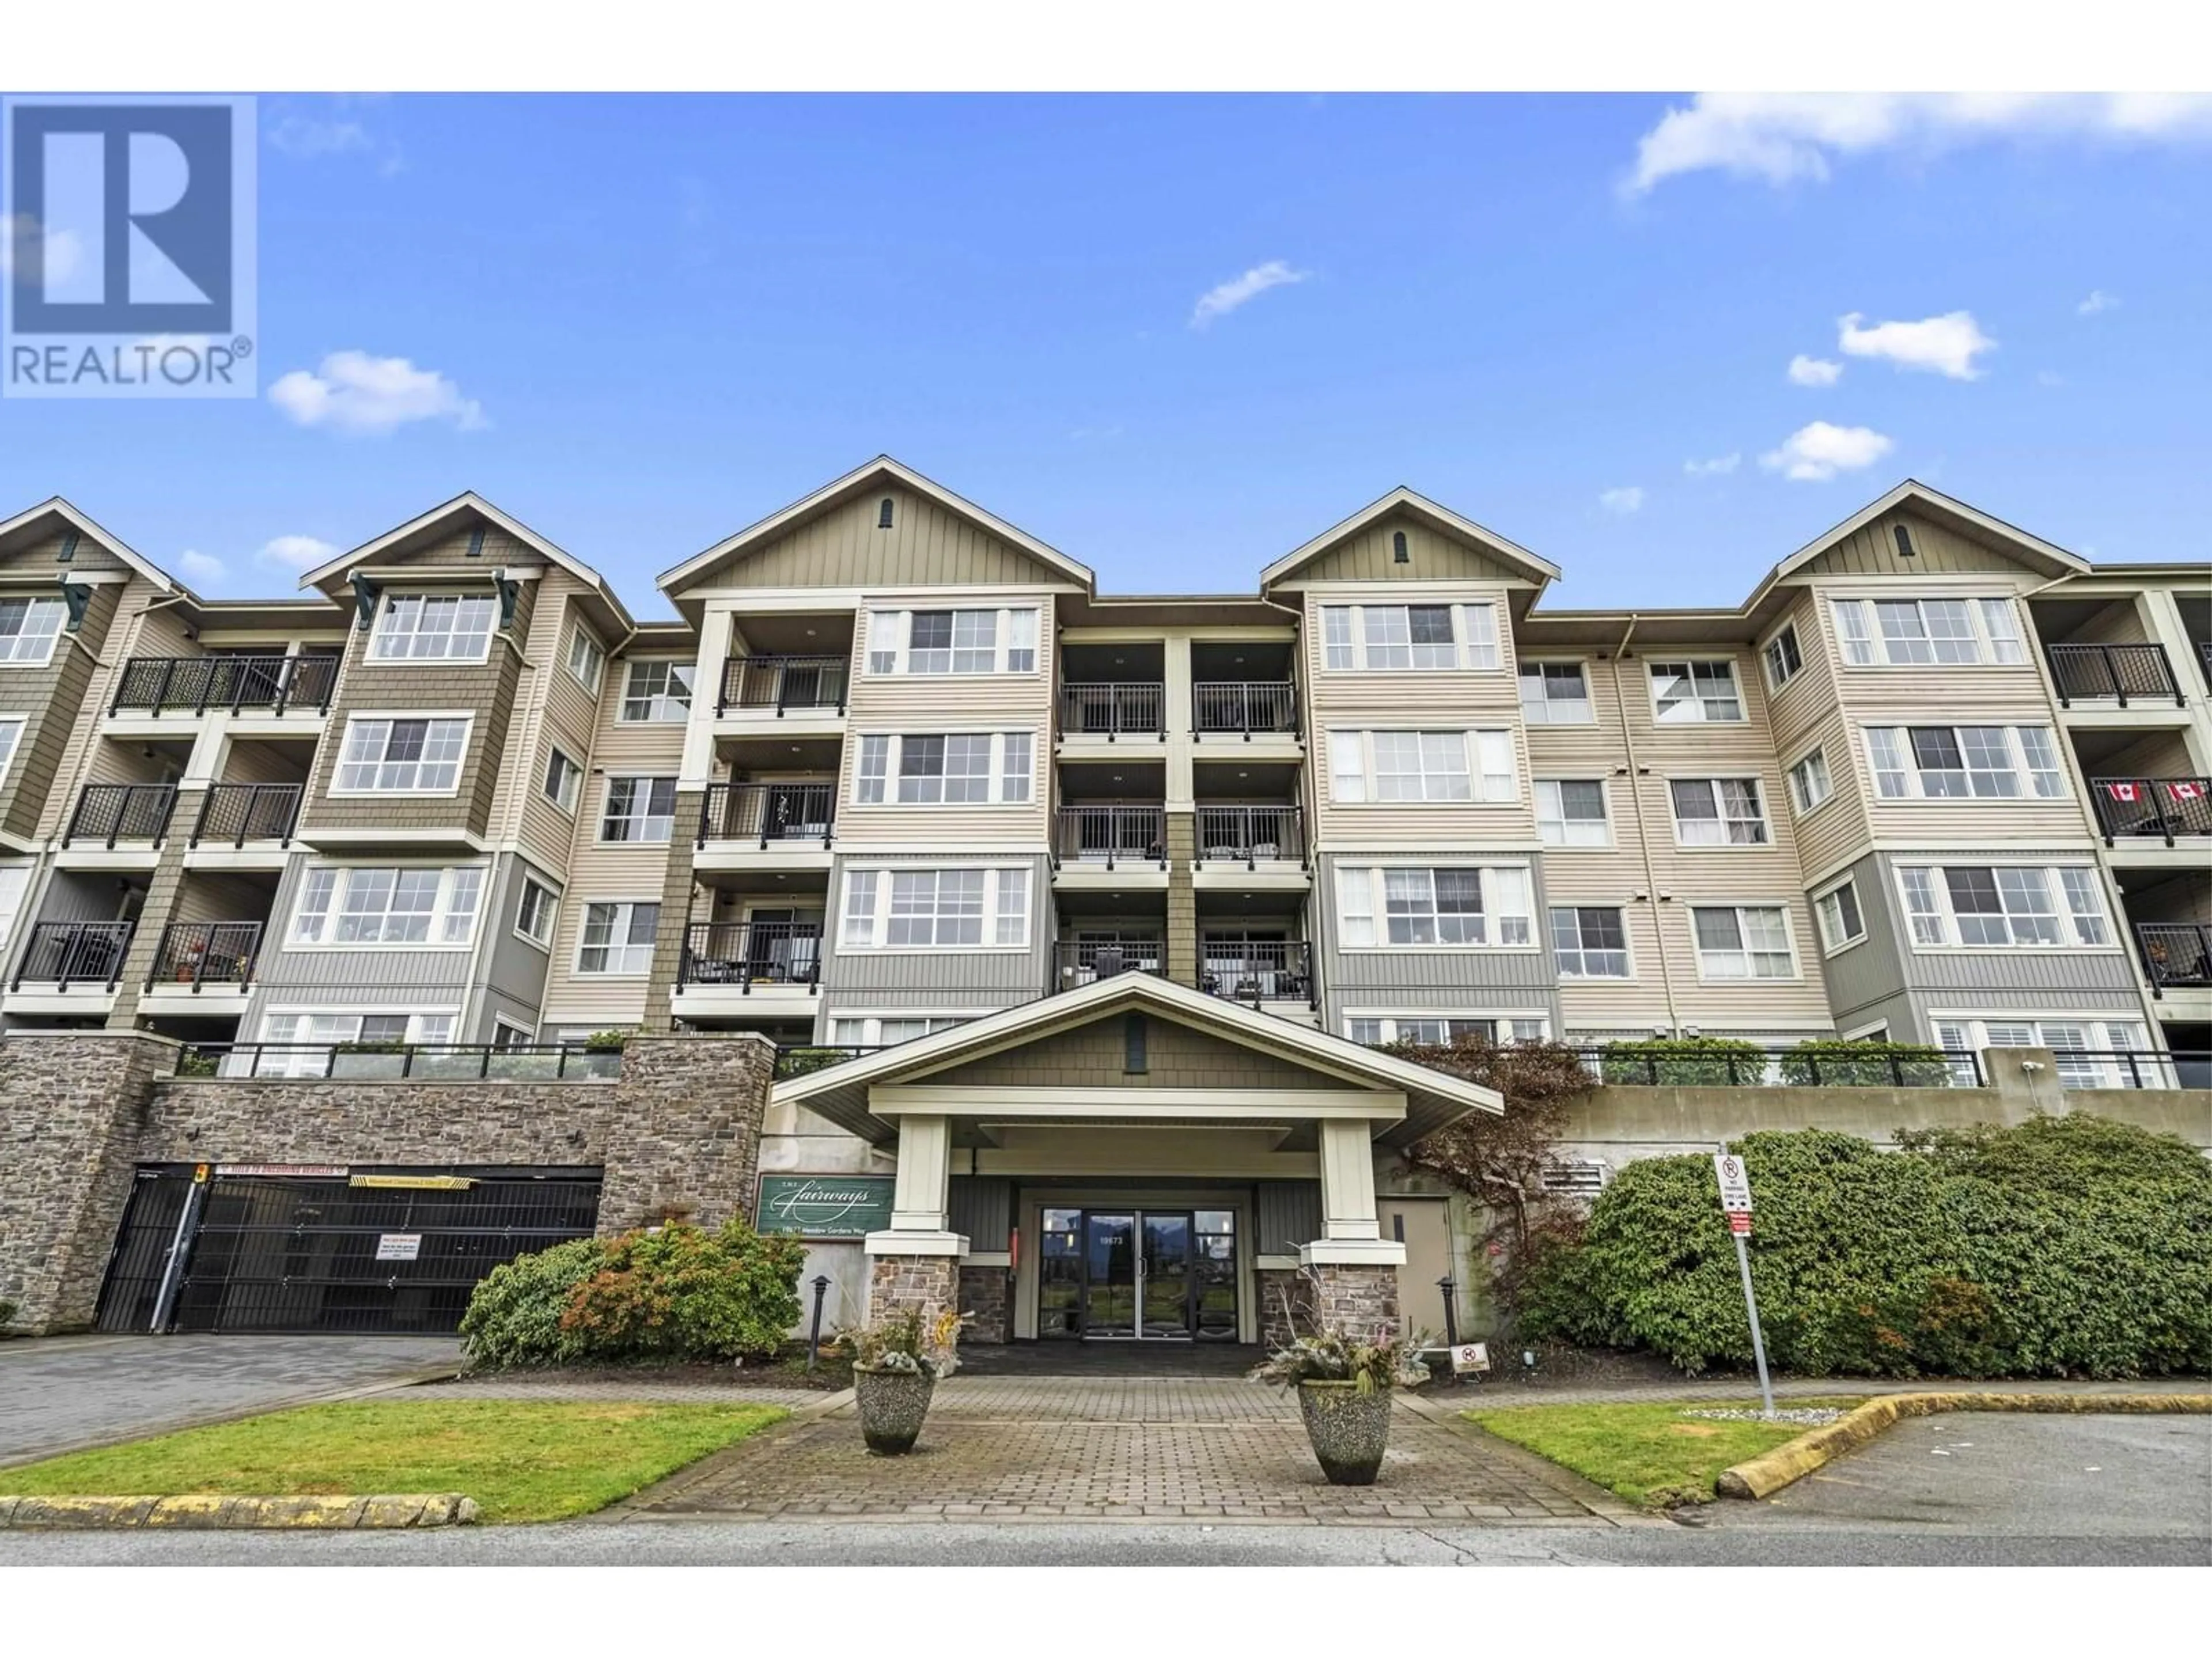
top-left (773, 974), bottom-right (1503, 1149)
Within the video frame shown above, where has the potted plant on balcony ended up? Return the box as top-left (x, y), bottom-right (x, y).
top-left (1249, 1324), bottom-right (1430, 1486)
top-left (846, 1306), bottom-right (962, 1455)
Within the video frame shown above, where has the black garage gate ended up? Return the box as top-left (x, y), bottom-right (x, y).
top-left (96, 1164), bottom-right (603, 1335)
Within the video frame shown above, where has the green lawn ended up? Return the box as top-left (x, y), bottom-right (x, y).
top-left (1467, 1400), bottom-right (1859, 1509)
top-left (0, 1399), bottom-right (786, 1524)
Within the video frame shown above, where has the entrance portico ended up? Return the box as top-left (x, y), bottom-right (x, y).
top-left (768, 976), bottom-right (1503, 1347)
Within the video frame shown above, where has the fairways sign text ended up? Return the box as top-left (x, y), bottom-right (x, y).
top-left (755, 1175), bottom-right (895, 1238)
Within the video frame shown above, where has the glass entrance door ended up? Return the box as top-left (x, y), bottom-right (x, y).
top-left (1082, 1213), bottom-right (1138, 1338)
top-left (1139, 1214), bottom-right (1190, 1337)
top-left (1047, 1207), bottom-right (1237, 1340)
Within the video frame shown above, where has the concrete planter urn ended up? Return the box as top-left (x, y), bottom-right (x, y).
top-left (853, 1362), bottom-right (937, 1455)
top-left (1297, 1380), bottom-right (1394, 1485)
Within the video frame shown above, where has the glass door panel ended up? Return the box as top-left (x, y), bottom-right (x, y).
top-left (1083, 1213), bottom-right (1137, 1338)
top-left (1139, 1213), bottom-right (1191, 1338)
top-left (1192, 1210), bottom-right (1238, 1340)
top-left (1037, 1207), bottom-right (1083, 1339)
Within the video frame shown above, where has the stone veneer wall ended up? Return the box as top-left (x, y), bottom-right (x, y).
top-left (1255, 1263), bottom-right (1400, 1349)
top-left (868, 1254), bottom-right (959, 1329)
top-left (0, 1032), bottom-right (777, 1334)
top-left (957, 1264), bottom-right (1010, 1344)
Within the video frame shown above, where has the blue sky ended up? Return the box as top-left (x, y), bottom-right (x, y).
top-left (5, 92), bottom-right (2207, 615)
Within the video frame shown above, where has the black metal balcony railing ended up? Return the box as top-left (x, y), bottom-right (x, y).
top-left (2047, 1050), bottom-right (2206, 1090)
top-left (2088, 777), bottom-right (2212, 845)
top-left (177, 1042), bottom-right (625, 1081)
top-left (1193, 680), bottom-right (1297, 736)
top-left (1052, 938), bottom-right (1167, 991)
top-left (1576, 1046), bottom-right (1984, 1088)
top-left (12, 919), bottom-right (136, 991)
top-left (146, 921), bottom-right (263, 991)
top-left (1059, 682), bottom-right (1164, 737)
top-left (63, 783), bottom-right (178, 848)
top-left (2139, 922), bottom-right (2212, 995)
top-left (677, 921), bottom-right (823, 991)
top-left (1052, 805), bottom-right (1166, 868)
top-left (190, 782), bottom-right (302, 847)
top-left (109, 653), bottom-right (338, 717)
top-left (1199, 939), bottom-right (1315, 1005)
top-left (698, 782), bottom-right (836, 847)
top-left (2045, 642), bottom-right (2184, 708)
top-left (1195, 804), bottom-right (1305, 866)
top-left (717, 655), bottom-right (849, 717)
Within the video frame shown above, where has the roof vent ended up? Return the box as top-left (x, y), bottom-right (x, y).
top-left (1392, 530), bottom-right (1409, 564)
top-left (467, 525), bottom-right (487, 558)
top-left (878, 497), bottom-right (895, 531)
top-left (57, 531), bottom-right (78, 565)
top-left (1893, 524), bottom-right (1916, 559)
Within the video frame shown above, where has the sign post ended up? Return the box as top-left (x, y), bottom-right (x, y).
top-left (1713, 1150), bottom-right (1775, 1419)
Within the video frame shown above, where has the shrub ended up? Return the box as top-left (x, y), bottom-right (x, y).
top-left (847, 1306), bottom-right (965, 1377)
top-left (0, 1296), bottom-right (19, 1332)
top-left (458, 1236), bottom-right (608, 1369)
top-left (1778, 1037), bottom-right (1954, 1088)
top-left (559, 1218), bottom-right (806, 1363)
top-left (1598, 1035), bottom-right (1768, 1086)
top-left (1517, 1116), bottom-right (2212, 1378)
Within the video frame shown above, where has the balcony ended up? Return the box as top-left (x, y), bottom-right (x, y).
top-left (109, 654), bottom-right (336, 718)
top-left (1194, 804), bottom-right (1305, 868)
top-left (2088, 777), bottom-right (2211, 847)
top-left (675, 920), bottom-right (823, 993)
top-left (2139, 923), bottom-right (2212, 997)
top-left (190, 782), bottom-right (302, 849)
top-left (62, 783), bottom-right (177, 850)
top-left (698, 782), bottom-right (836, 847)
top-left (716, 655), bottom-right (849, 718)
top-left (2045, 643), bottom-right (2184, 709)
top-left (1052, 805), bottom-right (1166, 872)
top-left (1059, 682), bottom-right (1164, 739)
top-left (142, 921), bottom-right (264, 997)
top-left (10, 919), bottom-right (135, 993)
top-left (1198, 938), bottom-right (1315, 1009)
top-left (1051, 937), bottom-right (1166, 993)
top-left (1193, 681), bottom-right (1297, 738)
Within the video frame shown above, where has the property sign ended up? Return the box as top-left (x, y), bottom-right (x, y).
top-left (217, 1164), bottom-right (347, 1178)
top-left (374, 1233), bottom-right (422, 1262)
top-left (756, 1174), bottom-right (896, 1238)
top-left (1713, 1153), bottom-right (1753, 1213)
top-left (351, 1174), bottom-right (475, 1191)
top-left (1450, 1342), bottom-right (1491, 1374)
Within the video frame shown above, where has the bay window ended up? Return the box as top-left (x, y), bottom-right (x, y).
top-left (1336, 865), bottom-right (1534, 948)
top-left (839, 866), bottom-right (1030, 950)
top-left (1896, 862), bottom-right (2111, 949)
top-left (1831, 596), bottom-right (2028, 666)
top-left (289, 864), bottom-right (485, 947)
top-left (1319, 602), bottom-right (1500, 672)
top-left (854, 732), bottom-right (1033, 804)
top-left (332, 717), bottom-right (469, 794)
top-left (1863, 725), bottom-right (2065, 801)
top-left (866, 607), bottom-right (1039, 675)
top-left (369, 594), bottom-right (496, 661)
top-left (1330, 729), bottom-right (1515, 804)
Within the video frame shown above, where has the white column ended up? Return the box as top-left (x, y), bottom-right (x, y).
top-left (865, 1112), bottom-right (969, 1257)
top-left (1164, 631), bottom-right (1195, 810)
top-left (679, 606), bottom-right (736, 787)
top-left (1302, 1118), bottom-right (1405, 1266)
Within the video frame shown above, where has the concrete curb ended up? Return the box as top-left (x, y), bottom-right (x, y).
top-left (0, 1492), bottom-right (481, 1529)
top-left (1715, 1391), bottom-right (2212, 1500)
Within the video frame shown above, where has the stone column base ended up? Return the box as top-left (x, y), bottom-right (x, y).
top-left (1252, 1262), bottom-right (1402, 1349)
top-left (867, 1253), bottom-right (960, 1327)
top-left (957, 1264), bottom-right (1009, 1344)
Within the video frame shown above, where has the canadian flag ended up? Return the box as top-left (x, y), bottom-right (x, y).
top-left (2170, 781), bottom-right (2206, 803)
top-left (2105, 781), bottom-right (2140, 802)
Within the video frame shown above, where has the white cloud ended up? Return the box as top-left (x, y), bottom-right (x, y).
top-left (267, 115), bottom-right (374, 160)
top-left (1683, 452), bottom-right (1740, 478)
top-left (2077, 289), bottom-right (2120, 316)
top-left (1190, 260), bottom-right (1308, 328)
top-left (257, 535), bottom-right (341, 574)
top-left (1597, 486), bottom-right (1645, 516)
top-left (177, 550), bottom-right (226, 586)
top-left (1837, 311), bottom-right (1995, 380)
top-left (1760, 421), bottom-right (1895, 483)
top-left (1626, 93), bottom-right (2212, 194)
top-left (1787, 354), bottom-right (1843, 388)
top-left (268, 351), bottom-right (487, 436)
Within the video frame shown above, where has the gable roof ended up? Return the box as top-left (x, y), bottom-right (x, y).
top-left (774, 973), bottom-right (1503, 1147)
top-left (1748, 478), bottom-right (2091, 607)
top-left (0, 497), bottom-right (177, 594)
top-left (1261, 486), bottom-right (1561, 590)
top-left (657, 455), bottom-right (1095, 596)
top-left (300, 492), bottom-right (634, 635)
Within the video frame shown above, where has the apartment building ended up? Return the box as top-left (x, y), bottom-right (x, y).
top-left (1, 463), bottom-right (2203, 1342)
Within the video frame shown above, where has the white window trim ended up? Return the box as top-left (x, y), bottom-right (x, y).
top-left (513, 869), bottom-right (562, 952)
top-left (367, 592), bottom-right (497, 665)
top-left (863, 606), bottom-right (1041, 677)
top-left (1687, 902), bottom-right (1803, 984)
top-left (0, 597), bottom-right (69, 668)
top-left (836, 863), bottom-right (1032, 953)
top-left (1548, 903), bottom-right (1637, 980)
top-left (851, 730), bottom-right (1036, 806)
top-left (1786, 745), bottom-right (1836, 819)
top-left (1828, 593), bottom-right (2028, 669)
top-left (1840, 1018), bottom-right (1892, 1041)
top-left (327, 712), bottom-right (475, 798)
top-left (0, 714), bottom-right (26, 790)
top-left (1319, 601), bottom-right (1503, 673)
top-left (1517, 658), bottom-right (1597, 725)
top-left (1342, 1011), bottom-right (1553, 1043)
top-left (1665, 774), bottom-right (1775, 851)
top-left (1860, 724), bottom-right (2066, 804)
top-left (571, 898), bottom-right (662, 978)
top-left (1326, 728), bottom-right (1518, 805)
top-left (1534, 778), bottom-right (1614, 849)
top-left (1646, 658), bottom-right (1748, 724)
top-left (1812, 877), bottom-right (1868, 956)
top-left (1893, 860), bottom-right (2118, 953)
top-left (826, 1010), bottom-right (995, 1047)
top-left (285, 861), bottom-right (488, 951)
top-left (1927, 1013), bottom-right (2159, 1086)
top-left (597, 774), bottom-right (679, 844)
top-left (565, 625), bottom-right (605, 694)
top-left (616, 657), bottom-right (695, 724)
top-left (542, 744), bottom-right (583, 817)
top-left (1333, 861), bottom-right (1540, 953)
top-left (258, 1006), bottom-right (460, 1037)
top-left (1760, 622), bottom-right (1805, 693)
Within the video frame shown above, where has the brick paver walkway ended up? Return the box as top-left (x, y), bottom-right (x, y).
top-left (627, 1377), bottom-right (1630, 1525)
top-left (402, 1376), bottom-right (829, 1409)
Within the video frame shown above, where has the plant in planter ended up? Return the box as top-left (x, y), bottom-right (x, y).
top-left (1249, 1326), bottom-right (1430, 1486)
top-left (844, 1306), bottom-right (963, 1454)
